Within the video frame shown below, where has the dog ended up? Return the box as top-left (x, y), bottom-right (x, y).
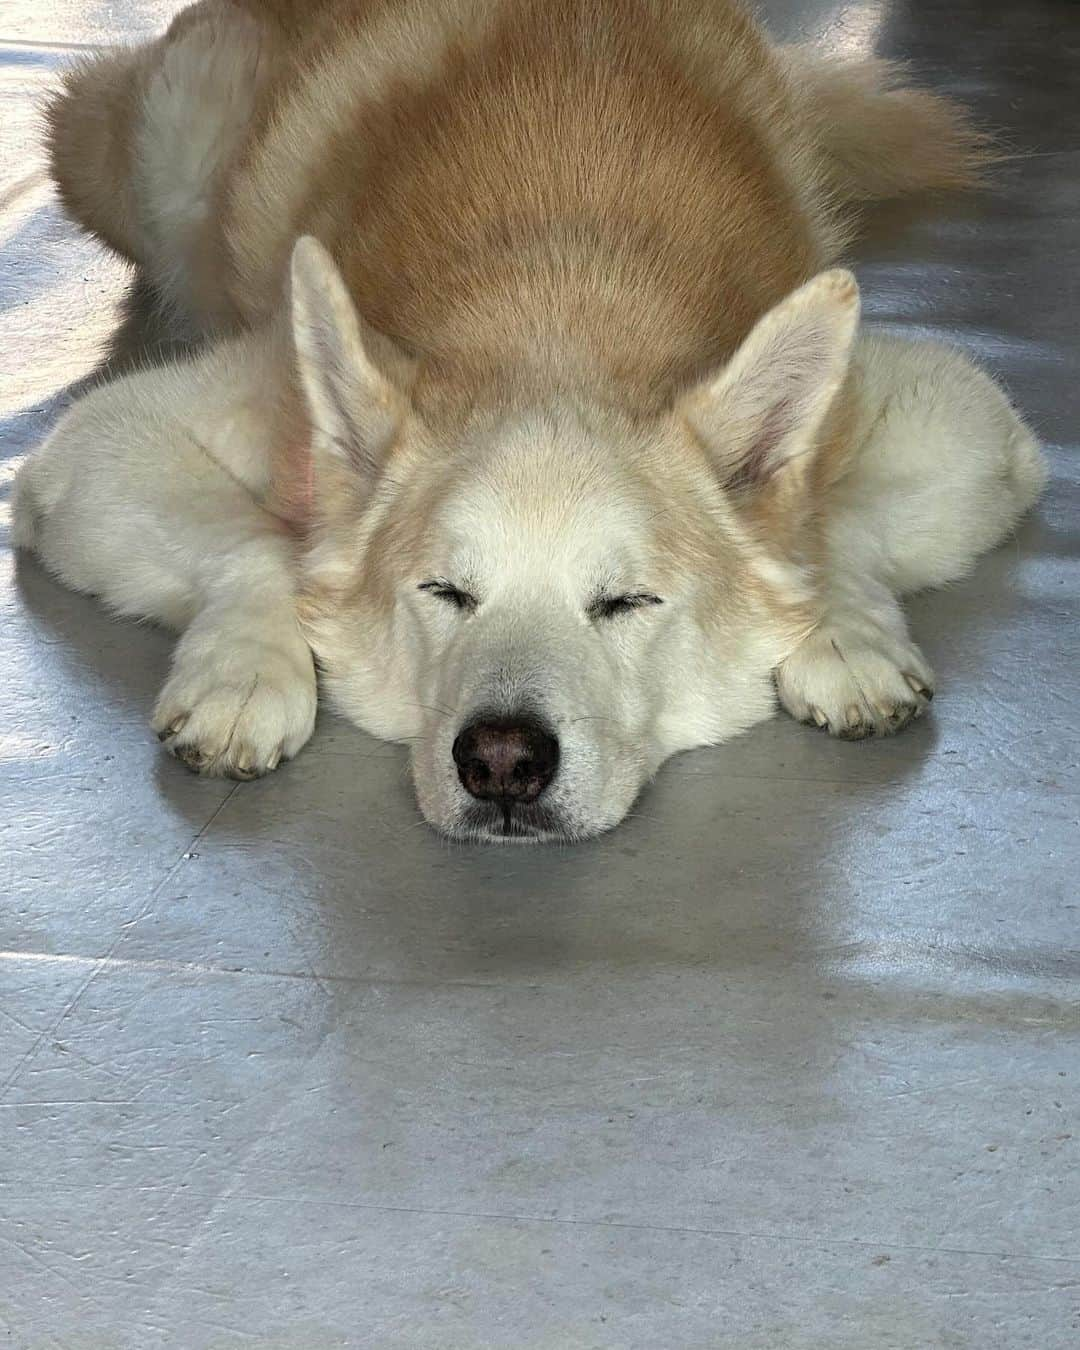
top-left (13, 0), bottom-right (1045, 841)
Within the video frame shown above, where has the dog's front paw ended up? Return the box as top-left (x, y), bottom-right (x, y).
top-left (153, 637), bottom-right (317, 779)
top-left (776, 624), bottom-right (934, 740)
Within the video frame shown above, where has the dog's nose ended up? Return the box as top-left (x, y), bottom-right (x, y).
top-left (452, 715), bottom-right (560, 804)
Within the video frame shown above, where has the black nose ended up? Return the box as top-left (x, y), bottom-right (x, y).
top-left (452, 715), bottom-right (560, 804)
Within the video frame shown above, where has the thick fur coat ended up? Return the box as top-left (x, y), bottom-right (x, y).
top-left (16, 0), bottom-right (1044, 839)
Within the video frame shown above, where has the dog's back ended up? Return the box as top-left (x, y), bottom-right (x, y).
top-left (226, 0), bottom-right (820, 406)
top-left (49, 0), bottom-right (986, 409)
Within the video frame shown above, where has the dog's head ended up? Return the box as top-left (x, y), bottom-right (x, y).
top-left (287, 238), bottom-right (858, 841)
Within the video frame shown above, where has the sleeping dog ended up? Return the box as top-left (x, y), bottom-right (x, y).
top-left (15, 0), bottom-right (1044, 840)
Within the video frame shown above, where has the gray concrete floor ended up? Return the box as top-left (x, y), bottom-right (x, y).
top-left (2, 2), bottom-right (1078, 1346)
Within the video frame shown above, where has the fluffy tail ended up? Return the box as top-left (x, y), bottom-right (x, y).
top-left (784, 48), bottom-right (995, 203)
top-left (44, 42), bottom-right (157, 265)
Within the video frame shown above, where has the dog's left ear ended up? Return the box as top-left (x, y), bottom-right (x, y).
top-left (290, 235), bottom-right (411, 482)
top-left (680, 269), bottom-right (859, 497)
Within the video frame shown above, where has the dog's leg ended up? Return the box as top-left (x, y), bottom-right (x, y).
top-left (775, 569), bottom-right (936, 739)
top-left (13, 332), bottom-right (317, 778)
top-left (776, 335), bottom-right (1046, 737)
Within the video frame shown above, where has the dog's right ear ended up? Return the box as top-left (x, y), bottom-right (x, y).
top-left (289, 235), bottom-right (410, 483)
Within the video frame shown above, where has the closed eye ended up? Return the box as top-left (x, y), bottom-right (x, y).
top-left (588, 592), bottom-right (664, 621)
top-left (418, 579), bottom-right (478, 612)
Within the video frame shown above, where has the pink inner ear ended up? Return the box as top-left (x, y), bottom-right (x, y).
top-left (269, 434), bottom-right (315, 536)
top-left (723, 395), bottom-right (796, 492)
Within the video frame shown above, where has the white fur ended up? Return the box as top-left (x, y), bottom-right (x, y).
top-left (13, 292), bottom-right (1043, 833)
top-left (775, 335), bottom-right (1045, 735)
top-left (13, 330), bottom-right (317, 778)
top-left (284, 251), bottom-right (854, 838)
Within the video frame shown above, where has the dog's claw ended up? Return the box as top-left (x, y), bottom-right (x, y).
top-left (778, 625), bottom-right (936, 744)
top-left (904, 673), bottom-right (934, 700)
top-left (882, 703), bottom-right (917, 731)
top-left (173, 742), bottom-right (208, 772)
top-left (158, 716), bottom-right (189, 741)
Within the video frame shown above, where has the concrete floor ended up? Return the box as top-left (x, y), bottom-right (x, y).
top-left (2, 1), bottom-right (1078, 1346)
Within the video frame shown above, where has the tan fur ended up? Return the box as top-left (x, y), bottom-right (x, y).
top-left (46, 0), bottom-right (986, 417)
top-left (45, 40), bottom-right (161, 264)
top-left (41, 0), bottom-right (993, 772)
top-left (780, 46), bottom-right (993, 202)
top-left (43, 0), bottom-right (990, 668)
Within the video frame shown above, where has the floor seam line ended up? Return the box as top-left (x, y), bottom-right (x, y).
top-left (180, 1200), bottom-right (1080, 1263)
top-left (0, 784), bottom-right (241, 1103)
top-left (0, 38), bottom-right (116, 52)
top-left (5, 1183), bottom-right (1076, 1264)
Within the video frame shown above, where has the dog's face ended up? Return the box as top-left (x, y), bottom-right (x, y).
top-left (313, 409), bottom-right (790, 842)
top-left (289, 239), bottom-right (858, 841)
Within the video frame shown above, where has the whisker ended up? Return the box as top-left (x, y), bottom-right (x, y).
top-left (411, 700), bottom-right (459, 721)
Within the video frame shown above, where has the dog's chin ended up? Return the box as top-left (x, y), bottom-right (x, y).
top-left (413, 753), bottom-right (642, 843)
top-left (432, 799), bottom-right (584, 844)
